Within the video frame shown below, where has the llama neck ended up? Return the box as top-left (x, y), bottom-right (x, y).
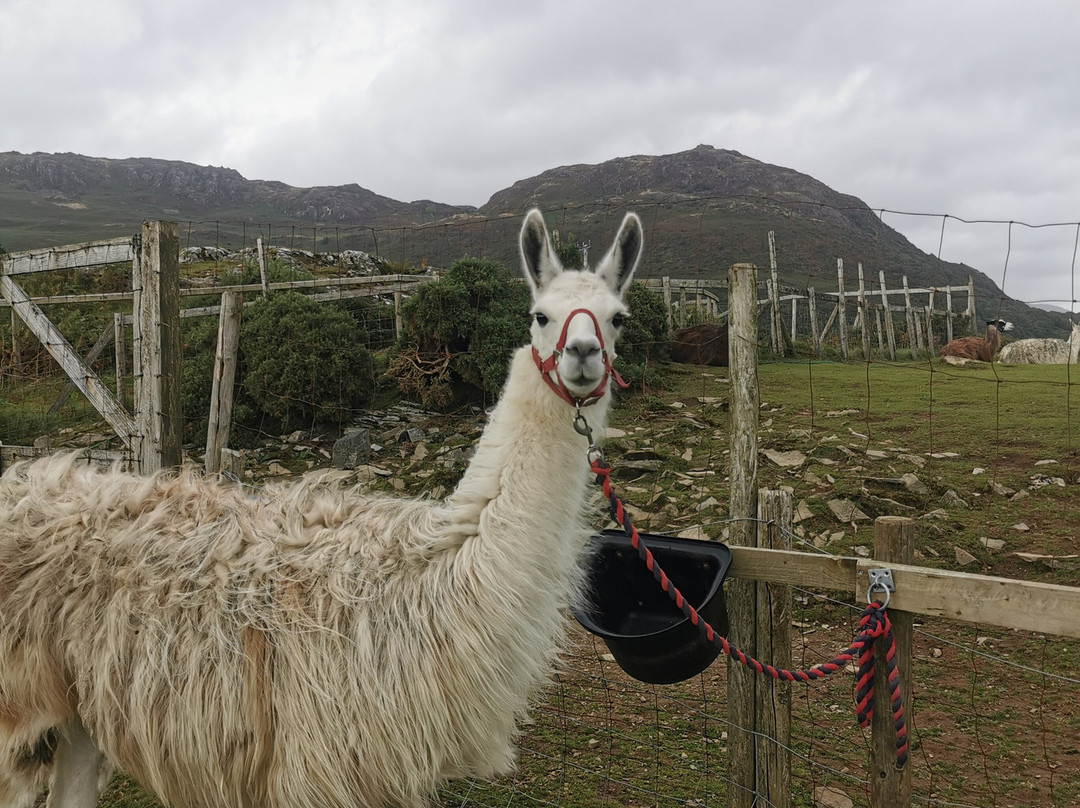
top-left (444, 345), bottom-right (611, 557)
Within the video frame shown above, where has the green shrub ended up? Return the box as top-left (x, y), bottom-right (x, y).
top-left (181, 292), bottom-right (375, 439)
top-left (390, 257), bottom-right (531, 409)
top-left (241, 292), bottom-right (374, 430)
top-left (180, 316), bottom-right (261, 446)
top-left (616, 282), bottom-right (671, 390)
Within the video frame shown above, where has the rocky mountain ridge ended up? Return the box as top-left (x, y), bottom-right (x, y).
top-left (0, 146), bottom-right (1070, 335)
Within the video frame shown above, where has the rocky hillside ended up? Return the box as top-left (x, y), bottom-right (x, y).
top-left (0, 151), bottom-right (468, 229)
top-left (0, 147), bottom-right (1069, 335)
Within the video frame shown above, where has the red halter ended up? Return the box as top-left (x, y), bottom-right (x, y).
top-left (531, 308), bottom-right (629, 408)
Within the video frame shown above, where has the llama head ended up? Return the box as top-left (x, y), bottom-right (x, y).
top-left (987, 319), bottom-right (1014, 333)
top-left (520, 209), bottom-right (643, 405)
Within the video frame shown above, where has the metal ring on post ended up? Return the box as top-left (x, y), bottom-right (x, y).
top-left (866, 580), bottom-right (892, 610)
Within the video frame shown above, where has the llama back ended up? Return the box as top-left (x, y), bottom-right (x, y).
top-left (0, 454), bottom-right (563, 808)
top-left (997, 338), bottom-right (1071, 364)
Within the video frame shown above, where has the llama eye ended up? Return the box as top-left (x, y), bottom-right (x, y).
top-left (534, 313), bottom-right (549, 327)
top-left (612, 313), bottom-right (628, 328)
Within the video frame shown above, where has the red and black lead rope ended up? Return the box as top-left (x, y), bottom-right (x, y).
top-left (588, 452), bottom-right (910, 769)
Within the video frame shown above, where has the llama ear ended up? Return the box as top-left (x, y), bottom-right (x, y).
top-left (519, 209), bottom-right (562, 294)
top-left (594, 212), bottom-right (643, 297)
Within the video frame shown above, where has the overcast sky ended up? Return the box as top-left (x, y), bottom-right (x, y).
top-left (4, 0), bottom-right (1080, 311)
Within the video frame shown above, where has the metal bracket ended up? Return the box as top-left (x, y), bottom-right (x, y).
top-left (866, 567), bottom-right (895, 607)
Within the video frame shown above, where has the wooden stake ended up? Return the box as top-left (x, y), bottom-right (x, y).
top-left (870, 517), bottom-right (914, 808)
top-left (727, 262), bottom-right (759, 808)
top-left (205, 290), bottom-right (243, 474)
top-left (837, 259), bottom-right (849, 359)
top-left (754, 489), bottom-right (792, 808)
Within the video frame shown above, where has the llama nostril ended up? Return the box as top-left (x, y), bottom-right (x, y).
top-left (563, 340), bottom-right (600, 360)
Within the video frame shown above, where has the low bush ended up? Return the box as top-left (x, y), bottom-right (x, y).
top-left (389, 257), bottom-right (531, 409)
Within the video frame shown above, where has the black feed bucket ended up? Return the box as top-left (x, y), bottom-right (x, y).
top-left (573, 530), bottom-right (732, 685)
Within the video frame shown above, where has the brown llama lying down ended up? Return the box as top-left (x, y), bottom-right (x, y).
top-left (938, 319), bottom-right (1013, 363)
top-left (0, 208), bottom-right (645, 808)
top-left (670, 323), bottom-right (729, 366)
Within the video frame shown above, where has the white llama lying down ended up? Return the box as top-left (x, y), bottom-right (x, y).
top-left (0, 208), bottom-right (644, 808)
top-left (996, 320), bottom-right (1080, 364)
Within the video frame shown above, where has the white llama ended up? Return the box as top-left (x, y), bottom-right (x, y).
top-left (996, 320), bottom-right (1080, 364)
top-left (0, 208), bottom-right (643, 808)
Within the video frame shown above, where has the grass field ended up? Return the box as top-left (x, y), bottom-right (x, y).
top-left (9, 356), bottom-right (1080, 807)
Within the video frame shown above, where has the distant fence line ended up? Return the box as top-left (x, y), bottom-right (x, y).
top-left (644, 264), bottom-right (977, 360)
top-left (3, 229), bottom-right (978, 368)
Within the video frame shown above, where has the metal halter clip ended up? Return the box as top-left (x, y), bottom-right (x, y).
top-left (866, 568), bottom-right (895, 609)
top-left (573, 410), bottom-right (605, 465)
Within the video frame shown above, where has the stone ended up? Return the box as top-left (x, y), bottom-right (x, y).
top-left (793, 499), bottom-right (815, 523)
top-left (679, 525), bottom-right (710, 541)
top-left (1012, 522), bottom-right (1031, 532)
top-left (990, 481), bottom-right (1016, 497)
top-left (826, 498), bottom-right (870, 523)
top-left (332, 429), bottom-right (371, 470)
top-left (400, 427), bottom-right (426, 444)
top-left (898, 453), bottom-right (926, 468)
top-left (954, 546), bottom-right (977, 566)
top-left (941, 489), bottom-right (969, 508)
top-left (980, 537), bottom-right (1006, 551)
top-left (695, 496), bottom-right (719, 512)
top-left (764, 448), bottom-right (806, 468)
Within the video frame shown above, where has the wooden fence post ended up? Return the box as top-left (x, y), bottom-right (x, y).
top-left (924, 305), bottom-right (935, 355)
top-left (879, 270), bottom-right (897, 361)
top-left (808, 287), bottom-right (820, 355)
top-left (755, 489), bottom-right (792, 808)
top-left (205, 290), bottom-right (243, 474)
top-left (114, 312), bottom-right (127, 410)
top-left (257, 237), bottom-right (269, 297)
top-left (967, 275), bottom-right (977, 333)
top-left (769, 232), bottom-right (785, 356)
top-left (902, 276), bottom-right (918, 359)
top-left (662, 276), bottom-right (673, 333)
top-left (870, 517), bottom-right (915, 808)
top-left (857, 263), bottom-right (871, 359)
top-left (393, 290), bottom-right (404, 339)
top-left (8, 308), bottom-right (19, 366)
top-left (134, 220), bottom-right (182, 473)
top-left (727, 263), bottom-right (759, 808)
top-left (836, 259), bottom-right (849, 359)
top-left (767, 279), bottom-right (779, 353)
top-left (945, 286), bottom-right (954, 343)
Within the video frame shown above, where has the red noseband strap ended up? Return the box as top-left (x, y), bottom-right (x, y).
top-left (531, 308), bottom-right (629, 408)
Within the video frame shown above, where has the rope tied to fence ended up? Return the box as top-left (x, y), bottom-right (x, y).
top-left (586, 449), bottom-right (910, 769)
